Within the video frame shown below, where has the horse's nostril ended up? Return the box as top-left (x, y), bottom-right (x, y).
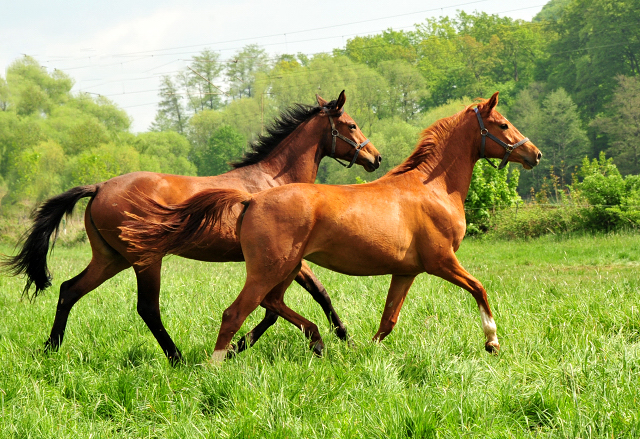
top-left (537, 152), bottom-right (542, 161)
top-left (378, 155), bottom-right (382, 164)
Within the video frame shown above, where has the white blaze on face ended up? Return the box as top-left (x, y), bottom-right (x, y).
top-left (479, 307), bottom-right (498, 345)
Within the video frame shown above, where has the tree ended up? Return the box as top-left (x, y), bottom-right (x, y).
top-left (64, 143), bottom-right (140, 187)
top-left (591, 75), bottom-right (640, 175)
top-left (544, 0), bottom-right (640, 119)
top-left (465, 160), bottom-right (521, 234)
top-left (4, 140), bottom-right (65, 205)
top-left (509, 85), bottom-right (589, 196)
top-left (133, 131), bottom-right (197, 176)
top-left (377, 60), bottom-right (427, 121)
top-left (5, 56), bottom-right (73, 116)
top-left (343, 29), bottom-right (418, 67)
top-left (195, 125), bottom-right (246, 176)
top-left (150, 75), bottom-right (187, 134)
top-left (187, 49), bottom-right (224, 112)
top-left (226, 44), bottom-right (270, 99)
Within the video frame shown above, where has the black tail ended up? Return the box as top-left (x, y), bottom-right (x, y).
top-left (2, 185), bottom-right (98, 299)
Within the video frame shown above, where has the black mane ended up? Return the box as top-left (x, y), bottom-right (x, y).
top-left (231, 99), bottom-right (339, 168)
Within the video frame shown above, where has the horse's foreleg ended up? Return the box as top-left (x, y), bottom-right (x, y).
top-left (295, 262), bottom-right (348, 341)
top-left (211, 264), bottom-right (302, 363)
top-left (431, 255), bottom-right (499, 353)
top-left (373, 274), bottom-right (416, 342)
top-left (211, 283), bottom-right (277, 363)
top-left (46, 256), bottom-right (129, 353)
top-left (134, 262), bottom-right (182, 365)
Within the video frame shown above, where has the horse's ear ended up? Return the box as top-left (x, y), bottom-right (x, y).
top-left (485, 91), bottom-right (499, 112)
top-left (335, 90), bottom-right (346, 111)
top-left (316, 94), bottom-right (328, 107)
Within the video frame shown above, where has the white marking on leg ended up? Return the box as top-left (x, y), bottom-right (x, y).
top-left (479, 307), bottom-right (498, 345)
top-left (208, 350), bottom-right (227, 365)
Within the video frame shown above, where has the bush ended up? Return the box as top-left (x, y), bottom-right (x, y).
top-left (465, 161), bottom-right (521, 235)
top-left (482, 153), bottom-right (640, 239)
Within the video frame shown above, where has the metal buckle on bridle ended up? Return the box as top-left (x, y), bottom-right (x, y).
top-left (323, 107), bottom-right (370, 168)
top-left (474, 107), bottom-right (529, 170)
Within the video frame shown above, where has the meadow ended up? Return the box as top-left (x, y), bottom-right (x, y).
top-left (1, 233), bottom-right (639, 438)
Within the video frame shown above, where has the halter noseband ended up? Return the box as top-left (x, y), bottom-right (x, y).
top-left (323, 107), bottom-right (371, 168)
top-left (474, 107), bottom-right (529, 170)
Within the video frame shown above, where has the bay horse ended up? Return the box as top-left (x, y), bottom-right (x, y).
top-left (3, 91), bottom-right (381, 364)
top-left (122, 92), bottom-right (541, 361)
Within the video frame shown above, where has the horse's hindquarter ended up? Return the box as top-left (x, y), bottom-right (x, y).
top-left (90, 172), bottom-right (251, 263)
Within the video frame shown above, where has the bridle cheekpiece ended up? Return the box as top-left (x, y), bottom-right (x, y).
top-left (474, 107), bottom-right (529, 170)
top-left (323, 107), bottom-right (370, 168)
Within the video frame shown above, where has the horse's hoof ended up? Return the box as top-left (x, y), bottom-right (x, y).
top-left (311, 342), bottom-right (324, 357)
top-left (335, 327), bottom-right (349, 341)
top-left (168, 353), bottom-right (183, 367)
top-left (43, 339), bottom-right (59, 354)
top-left (225, 345), bottom-right (238, 360)
top-left (485, 341), bottom-right (500, 354)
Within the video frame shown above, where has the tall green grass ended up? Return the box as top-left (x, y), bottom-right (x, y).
top-left (1, 233), bottom-right (639, 438)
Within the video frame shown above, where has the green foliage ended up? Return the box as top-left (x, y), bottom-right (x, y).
top-left (591, 75), bottom-right (640, 175)
top-left (488, 153), bottom-right (640, 239)
top-left (194, 125), bottom-right (246, 176)
top-left (150, 75), bottom-right (187, 134)
top-left (226, 44), bottom-right (270, 99)
top-left (187, 49), bottom-right (224, 112)
top-left (4, 140), bottom-right (65, 205)
top-left (133, 131), bottom-right (196, 176)
top-left (5, 56), bottom-right (73, 116)
top-left (509, 84), bottom-right (589, 195)
top-left (544, 0), bottom-right (640, 119)
top-left (65, 143), bottom-right (140, 187)
top-left (465, 161), bottom-right (521, 234)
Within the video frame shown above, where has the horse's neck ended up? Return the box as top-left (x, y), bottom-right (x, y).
top-left (417, 118), bottom-right (478, 205)
top-left (248, 118), bottom-right (325, 186)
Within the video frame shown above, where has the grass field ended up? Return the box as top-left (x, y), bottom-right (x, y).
top-left (1, 233), bottom-right (639, 438)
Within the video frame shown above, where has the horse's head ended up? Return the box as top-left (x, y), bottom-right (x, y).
top-left (316, 91), bottom-right (381, 172)
top-left (474, 92), bottom-right (542, 170)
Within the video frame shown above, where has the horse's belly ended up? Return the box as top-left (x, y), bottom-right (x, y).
top-left (304, 245), bottom-right (421, 276)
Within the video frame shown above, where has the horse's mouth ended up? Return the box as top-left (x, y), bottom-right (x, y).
top-left (365, 159), bottom-right (380, 172)
top-left (522, 157), bottom-right (537, 170)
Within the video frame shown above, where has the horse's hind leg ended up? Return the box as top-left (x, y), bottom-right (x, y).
top-left (133, 262), bottom-right (182, 365)
top-left (228, 308), bottom-right (279, 356)
top-left (45, 255), bottom-right (129, 353)
top-left (231, 261), bottom-right (347, 355)
top-left (430, 254), bottom-right (499, 353)
top-left (295, 262), bottom-right (348, 341)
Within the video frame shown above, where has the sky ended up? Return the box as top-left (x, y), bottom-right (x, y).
top-left (1, 0), bottom-right (546, 132)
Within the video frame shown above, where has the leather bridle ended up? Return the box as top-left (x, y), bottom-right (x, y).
top-left (474, 107), bottom-right (529, 170)
top-left (323, 108), bottom-right (371, 168)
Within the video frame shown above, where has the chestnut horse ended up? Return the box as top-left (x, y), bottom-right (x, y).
top-left (4, 91), bottom-right (381, 364)
top-left (122, 92), bottom-right (541, 361)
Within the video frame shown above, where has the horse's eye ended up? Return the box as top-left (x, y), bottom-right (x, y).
top-left (499, 123), bottom-right (509, 130)
top-left (349, 124), bottom-right (357, 130)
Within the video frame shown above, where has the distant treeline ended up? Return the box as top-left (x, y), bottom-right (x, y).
top-left (0, 0), bottom-right (638, 231)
